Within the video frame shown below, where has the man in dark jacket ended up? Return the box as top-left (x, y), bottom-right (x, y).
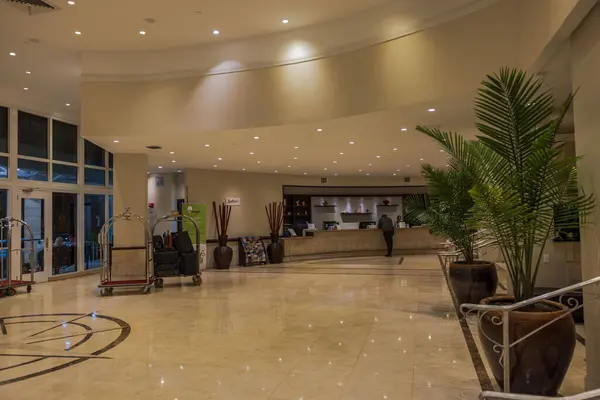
top-left (377, 214), bottom-right (395, 257)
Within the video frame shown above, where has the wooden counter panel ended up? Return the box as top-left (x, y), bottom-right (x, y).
top-left (281, 227), bottom-right (442, 258)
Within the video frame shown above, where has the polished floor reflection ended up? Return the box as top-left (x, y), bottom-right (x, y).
top-left (1, 255), bottom-right (482, 399)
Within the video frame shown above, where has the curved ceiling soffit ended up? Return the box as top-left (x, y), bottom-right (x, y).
top-left (81, 0), bottom-right (499, 80)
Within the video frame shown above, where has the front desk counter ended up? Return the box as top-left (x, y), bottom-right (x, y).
top-left (281, 227), bottom-right (443, 261)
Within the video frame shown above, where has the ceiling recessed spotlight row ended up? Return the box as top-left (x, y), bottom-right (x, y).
top-left (67, 0), bottom-right (75, 5)
top-left (401, 128), bottom-right (407, 131)
top-left (139, 31), bottom-right (147, 35)
top-left (282, 19), bottom-right (289, 24)
top-left (74, 30), bottom-right (82, 35)
top-left (9, 52), bottom-right (16, 56)
top-left (213, 30), bottom-right (220, 35)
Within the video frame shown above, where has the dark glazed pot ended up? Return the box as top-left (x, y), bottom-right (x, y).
top-left (448, 261), bottom-right (498, 305)
top-left (213, 235), bottom-right (232, 269)
top-left (478, 296), bottom-right (576, 395)
top-left (267, 233), bottom-right (284, 264)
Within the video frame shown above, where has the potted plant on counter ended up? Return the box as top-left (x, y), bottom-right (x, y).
top-left (265, 202), bottom-right (285, 264)
top-left (212, 202), bottom-right (233, 269)
top-left (405, 165), bottom-right (498, 305)
top-left (418, 68), bottom-right (594, 395)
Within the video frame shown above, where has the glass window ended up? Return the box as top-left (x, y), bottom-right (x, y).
top-left (0, 106), bottom-right (8, 153)
top-left (85, 168), bottom-right (105, 186)
top-left (109, 152), bottom-right (113, 169)
top-left (53, 164), bottom-right (78, 184)
top-left (108, 170), bottom-right (113, 187)
top-left (52, 120), bottom-right (78, 163)
top-left (52, 193), bottom-right (78, 275)
top-left (0, 189), bottom-right (7, 280)
top-left (0, 156), bottom-right (8, 179)
top-left (84, 194), bottom-right (105, 270)
top-left (18, 159), bottom-right (48, 181)
top-left (108, 194), bottom-right (114, 243)
top-left (18, 111), bottom-right (48, 159)
top-left (84, 140), bottom-right (105, 167)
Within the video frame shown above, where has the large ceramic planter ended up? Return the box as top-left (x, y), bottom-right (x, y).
top-left (448, 261), bottom-right (498, 305)
top-left (213, 235), bottom-right (232, 269)
top-left (267, 233), bottom-right (284, 264)
top-left (478, 295), bottom-right (575, 395)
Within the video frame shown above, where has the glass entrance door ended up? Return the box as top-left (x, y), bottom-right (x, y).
top-left (14, 190), bottom-right (51, 283)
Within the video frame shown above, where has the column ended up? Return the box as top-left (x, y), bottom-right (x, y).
top-left (112, 153), bottom-right (148, 277)
top-left (571, 3), bottom-right (600, 390)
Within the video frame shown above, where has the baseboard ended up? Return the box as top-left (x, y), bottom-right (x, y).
top-left (49, 268), bottom-right (100, 281)
top-left (284, 249), bottom-right (439, 262)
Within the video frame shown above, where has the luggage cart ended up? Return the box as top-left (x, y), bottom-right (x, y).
top-left (98, 207), bottom-right (153, 296)
top-left (0, 217), bottom-right (35, 297)
top-left (151, 212), bottom-right (203, 288)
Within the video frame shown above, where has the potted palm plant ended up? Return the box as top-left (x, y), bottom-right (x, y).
top-left (418, 68), bottom-right (594, 395)
top-left (405, 165), bottom-right (497, 305)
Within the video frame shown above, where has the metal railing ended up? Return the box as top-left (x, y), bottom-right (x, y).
top-left (461, 276), bottom-right (600, 394)
top-left (480, 389), bottom-right (600, 399)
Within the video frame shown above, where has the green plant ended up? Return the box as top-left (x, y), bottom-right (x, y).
top-left (417, 68), bottom-right (594, 302)
top-left (405, 165), bottom-right (477, 263)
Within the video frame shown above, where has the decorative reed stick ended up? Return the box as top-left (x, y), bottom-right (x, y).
top-left (265, 202), bottom-right (285, 234)
top-left (212, 201), bottom-right (232, 238)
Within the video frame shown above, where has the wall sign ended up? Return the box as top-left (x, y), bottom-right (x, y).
top-left (225, 197), bottom-right (241, 206)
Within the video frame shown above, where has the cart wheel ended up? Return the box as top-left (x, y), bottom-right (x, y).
top-left (192, 275), bottom-right (202, 285)
top-left (27, 285), bottom-right (32, 293)
top-left (7, 287), bottom-right (16, 296)
top-left (154, 278), bottom-right (164, 288)
top-left (141, 286), bottom-right (151, 294)
top-left (108, 287), bottom-right (114, 294)
top-left (100, 288), bottom-right (109, 297)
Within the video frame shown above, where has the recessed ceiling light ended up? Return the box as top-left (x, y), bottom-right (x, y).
top-left (407, 164), bottom-right (411, 167)
top-left (401, 128), bottom-right (407, 131)
top-left (428, 108), bottom-right (436, 112)
top-left (293, 157), bottom-right (298, 160)
top-left (204, 144), bottom-right (210, 147)
top-left (23, 87), bottom-right (28, 91)
top-left (254, 136), bottom-right (259, 139)
top-left (213, 164), bottom-right (218, 167)
top-left (358, 169), bottom-right (362, 172)
top-left (67, 0), bottom-right (75, 4)
top-left (334, 173), bottom-right (338, 176)
top-left (139, 31), bottom-right (146, 35)
top-left (294, 146), bottom-right (299, 149)
top-left (113, 140), bottom-right (119, 143)
top-left (274, 170), bottom-right (279, 173)
top-left (213, 30), bottom-right (220, 35)
top-left (317, 128), bottom-right (323, 132)
top-left (396, 169), bottom-right (400, 172)
top-left (217, 157), bottom-right (223, 161)
top-left (172, 160), bottom-right (176, 163)
top-left (340, 152), bottom-right (344, 155)
top-left (169, 151), bottom-right (175, 154)
top-left (65, 103), bottom-right (70, 106)
top-left (25, 71), bottom-right (31, 75)
top-left (74, 30), bottom-right (82, 35)
top-left (249, 152), bottom-right (254, 155)
top-left (242, 168), bottom-right (246, 171)
top-left (303, 172), bottom-right (307, 175)
top-left (366, 173), bottom-right (370, 176)
top-left (257, 161), bottom-right (261, 164)
top-left (9, 52), bottom-right (16, 56)
top-left (158, 166), bottom-right (163, 169)
top-left (440, 149), bottom-right (445, 152)
top-left (287, 165), bottom-right (291, 168)
top-left (376, 155), bottom-right (381, 158)
top-left (420, 158), bottom-right (424, 161)
top-left (333, 161), bottom-right (338, 164)
top-left (393, 173), bottom-right (397, 176)
top-left (324, 168), bottom-right (328, 171)
top-left (393, 148), bottom-right (398, 151)
top-left (446, 164), bottom-right (450, 167)
top-left (282, 19), bottom-right (289, 24)
top-left (177, 170), bottom-right (182, 173)
top-left (368, 164), bottom-right (372, 166)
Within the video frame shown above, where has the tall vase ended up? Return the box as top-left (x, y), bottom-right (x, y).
top-left (213, 235), bottom-right (233, 269)
top-left (267, 233), bottom-right (284, 264)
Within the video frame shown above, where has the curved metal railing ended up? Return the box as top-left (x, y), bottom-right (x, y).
top-left (480, 389), bottom-right (600, 399)
top-left (461, 276), bottom-right (600, 394)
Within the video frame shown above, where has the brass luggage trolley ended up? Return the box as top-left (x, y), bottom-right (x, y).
top-left (151, 212), bottom-right (203, 288)
top-left (0, 217), bottom-right (35, 297)
top-left (98, 207), bottom-right (153, 296)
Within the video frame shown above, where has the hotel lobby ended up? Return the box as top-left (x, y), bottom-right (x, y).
top-left (2, 0), bottom-right (600, 398)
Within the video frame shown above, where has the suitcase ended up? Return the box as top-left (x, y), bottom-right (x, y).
top-left (179, 252), bottom-right (197, 276)
top-left (173, 231), bottom-right (194, 254)
top-left (154, 250), bottom-right (179, 265)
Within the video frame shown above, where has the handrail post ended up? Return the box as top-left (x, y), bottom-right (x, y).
top-left (503, 309), bottom-right (510, 393)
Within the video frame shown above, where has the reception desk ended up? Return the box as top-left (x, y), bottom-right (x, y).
top-left (281, 227), bottom-right (443, 260)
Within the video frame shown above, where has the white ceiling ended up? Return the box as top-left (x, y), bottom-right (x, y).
top-left (0, 0), bottom-right (575, 177)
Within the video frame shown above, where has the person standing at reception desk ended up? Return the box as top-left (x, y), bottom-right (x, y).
top-left (377, 214), bottom-right (395, 257)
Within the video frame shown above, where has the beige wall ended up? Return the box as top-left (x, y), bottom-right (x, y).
top-left (185, 169), bottom-right (425, 239)
top-left (571, 2), bottom-right (600, 389)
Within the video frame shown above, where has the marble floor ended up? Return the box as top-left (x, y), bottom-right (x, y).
top-left (0, 255), bottom-right (515, 399)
